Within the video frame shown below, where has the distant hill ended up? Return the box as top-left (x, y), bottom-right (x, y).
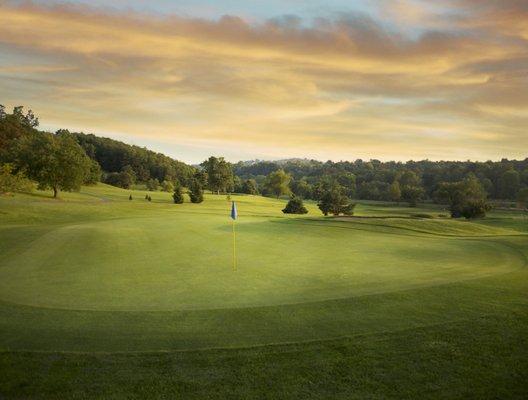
top-left (68, 131), bottom-right (195, 185)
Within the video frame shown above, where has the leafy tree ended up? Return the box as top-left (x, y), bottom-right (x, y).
top-left (12, 106), bottom-right (39, 128)
top-left (161, 180), bottom-right (174, 192)
top-left (172, 181), bottom-right (184, 204)
top-left (291, 178), bottom-right (312, 199)
top-left (282, 196), bottom-right (308, 214)
top-left (188, 178), bottom-right (204, 203)
top-left (84, 159), bottom-right (102, 185)
top-left (264, 169), bottom-right (291, 198)
top-left (317, 184), bottom-right (355, 216)
top-left (357, 181), bottom-right (389, 201)
top-left (200, 156), bottom-right (233, 194)
top-left (399, 170), bottom-right (420, 187)
top-left (388, 181), bottom-right (401, 202)
top-left (336, 172), bottom-right (356, 197)
top-left (16, 131), bottom-right (91, 198)
top-left (241, 179), bottom-right (258, 195)
top-left (0, 164), bottom-right (33, 194)
top-left (0, 108), bottom-right (38, 162)
top-left (233, 175), bottom-right (243, 193)
top-left (104, 171), bottom-right (133, 189)
top-left (121, 165), bottom-right (136, 184)
top-left (434, 175), bottom-right (489, 218)
top-left (401, 185), bottom-right (424, 207)
top-left (194, 170), bottom-right (208, 188)
top-left (147, 178), bottom-right (160, 191)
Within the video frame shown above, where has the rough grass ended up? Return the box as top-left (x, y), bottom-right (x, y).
top-left (0, 184), bottom-right (527, 399)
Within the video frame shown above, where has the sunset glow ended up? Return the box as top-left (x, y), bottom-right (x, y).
top-left (1, 0), bottom-right (527, 162)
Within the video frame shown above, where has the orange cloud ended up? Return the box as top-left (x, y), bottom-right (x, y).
top-left (0, 1), bottom-right (526, 162)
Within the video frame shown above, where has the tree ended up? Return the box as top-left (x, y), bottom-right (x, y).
top-left (401, 185), bottom-right (424, 207)
top-left (388, 181), bottom-right (401, 202)
top-left (16, 131), bottom-right (91, 198)
top-left (129, 194), bottom-right (133, 201)
top-left (434, 174), bottom-right (489, 218)
top-left (499, 170), bottom-right (520, 200)
top-left (84, 159), bottom-right (102, 185)
top-left (291, 178), bottom-right (313, 199)
top-left (0, 164), bottom-right (33, 194)
top-left (161, 180), bottom-right (174, 192)
top-left (193, 170), bottom-right (208, 189)
top-left (172, 181), bottom-right (184, 204)
top-left (12, 106), bottom-right (39, 128)
top-left (188, 178), bottom-right (204, 203)
top-left (241, 179), bottom-right (258, 195)
top-left (104, 171), bottom-right (133, 189)
top-left (336, 173), bottom-right (356, 198)
top-left (146, 178), bottom-right (159, 191)
top-left (282, 196), bottom-right (308, 214)
top-left (264, 169), bottom-right (291, 198)
top-left (317, 184), bottom-right (355, 216)
top-left (200, 156), bottom-right (233, 194)
top-left (399, 170), bottom-right (420, 187)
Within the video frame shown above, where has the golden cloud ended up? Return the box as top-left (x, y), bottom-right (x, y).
top-left (0, 1), bottom-right (526, 161)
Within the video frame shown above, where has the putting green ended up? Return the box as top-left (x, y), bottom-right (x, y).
top-left (0, 194), bottom-right (524, 312)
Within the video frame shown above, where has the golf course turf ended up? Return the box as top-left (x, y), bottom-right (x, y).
top-left (1, 184), bottom-right (527, 398)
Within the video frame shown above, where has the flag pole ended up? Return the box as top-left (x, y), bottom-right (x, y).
top-left (232, 218), bottom-right (237, 271)
top-left (230, 200), bottom-right (238, 271)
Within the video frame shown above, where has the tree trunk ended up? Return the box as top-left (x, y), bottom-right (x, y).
top-left (53, 187), bottom-right (58, 198)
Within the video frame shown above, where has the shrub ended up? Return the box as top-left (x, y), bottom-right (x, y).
top-left (282, 196), bottom-right (308, 214)
top-left (173, 181), bottom-right (184, 204)
top-left (461, 200), bottom-right (492, 219)
top-left (188, 179), bottom-right (204, 203)
top-left (0, 164), bottom-right (33, 194)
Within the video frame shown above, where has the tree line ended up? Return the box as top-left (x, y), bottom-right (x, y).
top-left (2, 106), bottom-right (527, 217)
top-left (233, 158), bottom-right (528, 204)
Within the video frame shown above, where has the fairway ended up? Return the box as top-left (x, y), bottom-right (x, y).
top-left (1, 184), bottom-right (527, 397)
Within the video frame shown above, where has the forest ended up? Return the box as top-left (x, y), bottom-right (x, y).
top-left (1, 106), bottom-right (527, 215)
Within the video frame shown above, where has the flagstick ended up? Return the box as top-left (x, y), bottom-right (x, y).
top-left (232, 219), bottom-right (237, 271)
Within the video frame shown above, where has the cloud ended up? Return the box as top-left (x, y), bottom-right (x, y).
top-left (0, 0), bottom-right (526, 162)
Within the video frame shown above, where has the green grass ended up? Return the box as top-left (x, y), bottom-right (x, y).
top-left (1, 184), bottom-right (527, 398)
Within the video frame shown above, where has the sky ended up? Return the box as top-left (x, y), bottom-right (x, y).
top-left (0, 1), bottom-right (527, 163)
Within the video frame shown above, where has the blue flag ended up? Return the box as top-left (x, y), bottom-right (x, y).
top-left (230, 201), bottom-right (238, 220)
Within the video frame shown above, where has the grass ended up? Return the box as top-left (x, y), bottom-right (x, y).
top-left (1, 184), bottom-right (527, 398)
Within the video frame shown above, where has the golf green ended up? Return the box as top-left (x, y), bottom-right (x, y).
top-left (1, 184), bottom-right (527, 398)
top-left (0, 213), bottom-right (523, 312)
